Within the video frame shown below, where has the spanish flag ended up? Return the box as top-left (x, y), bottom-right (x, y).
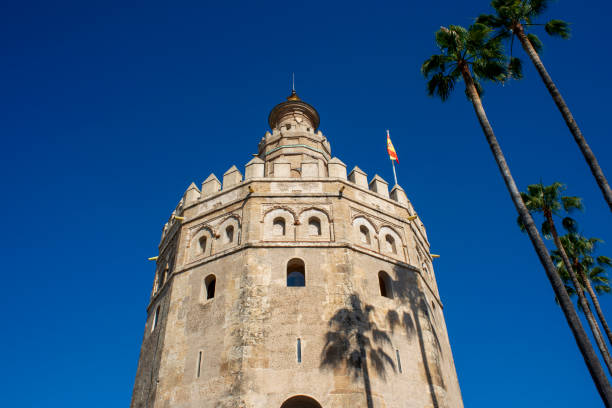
top-left (386, 130), bottom-right (399, 163)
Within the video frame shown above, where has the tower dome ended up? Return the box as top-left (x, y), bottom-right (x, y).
top-left (268, 90), bottom-right (320, 131)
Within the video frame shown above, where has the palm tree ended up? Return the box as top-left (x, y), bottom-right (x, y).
top-left (477, 0), bottom-right (612, 211)
top-left (422, 24), bottom-right (612, 403)
top-left (519, 183), bottom-right (612, 374)
top-left (555, 233), bottom-right (612, 346)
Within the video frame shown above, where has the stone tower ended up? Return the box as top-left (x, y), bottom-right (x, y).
top-left (130, 91), bottom-right (464, 408)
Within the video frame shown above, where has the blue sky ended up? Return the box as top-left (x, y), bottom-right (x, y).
top-left (1, 1), bottom-right (611, 406)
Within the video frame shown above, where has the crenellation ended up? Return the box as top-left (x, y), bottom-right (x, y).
top-left (348, 166), bottom-right (368, 188)
top-left (201, 174), bottom-right (221, 197)
top-left (245, 157), bottom-right (264, 180)
top-left (369, 174), bottom-right (389, 198)
top-left (389, 184), bottom-right (408, 207)
top-left (183, 182), bottom-right (200, 206)
top-left (328, 157), bottom-right (347, 180)
top-left (222, 165), bottom-right (243, 189)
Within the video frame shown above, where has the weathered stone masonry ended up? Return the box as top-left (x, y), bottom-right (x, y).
top-left (130, 91), bottom-right (464, 408)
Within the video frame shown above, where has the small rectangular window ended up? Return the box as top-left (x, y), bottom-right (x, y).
top-left (297, 338), bottom-right (302, 363)
top-left (396, 349), bottom-right (402, 373)
top-left (197, 351), bottom-right (202, 378)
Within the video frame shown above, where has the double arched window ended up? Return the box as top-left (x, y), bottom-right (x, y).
top-left (287, 258), bottom-right (306, 287)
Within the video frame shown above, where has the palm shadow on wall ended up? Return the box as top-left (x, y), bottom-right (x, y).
top-left (320, 293), bottom-right (395, 408)
top-left (387, 265), bottom-right (445, 408)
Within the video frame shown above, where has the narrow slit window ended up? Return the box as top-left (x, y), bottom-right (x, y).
top-left (297, 338), bottom-right (302, 363)
top-left (396, 349), bottom-right (402, 373)
top-left (151, 305), bottom-right (160, 332)
top-left (197, 351), bottom-right (202, 378)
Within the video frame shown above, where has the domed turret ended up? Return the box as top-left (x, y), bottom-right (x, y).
top-left (268, 90), bottom-right (320, 131)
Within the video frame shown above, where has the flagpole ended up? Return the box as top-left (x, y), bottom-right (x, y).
top-left (387, 129), bottom-right (398, 185)
top-left (391, 158), bottom-right (398, 186)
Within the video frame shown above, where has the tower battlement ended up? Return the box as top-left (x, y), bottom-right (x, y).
top-left (132, 92), bottom-right (463, 408)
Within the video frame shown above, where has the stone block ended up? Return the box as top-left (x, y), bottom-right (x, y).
top-left (301, 161), bottom-right (319, 178)
top-left (273, 161), bottom-right (291, 178)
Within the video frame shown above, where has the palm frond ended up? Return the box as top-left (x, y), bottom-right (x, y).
top-left (426, 73), bottom-right (456, 101)
top-left (508, 56), bottom-right (523, 79)
top-left (561, 196), bottom-right (583, 212)
top-left (527, 0), bottom-right (549, 17)
top-left (545, 19), bottom-right (571, 39)
top-left (421, 54), bottom-right (451, 78)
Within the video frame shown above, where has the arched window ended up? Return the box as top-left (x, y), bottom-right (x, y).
top-left (199, 236), bottom-right (207, 253)
top-left (359, 225), bottom-right (371, 245)
top-left (225, 225), bottom-right (234, 243)
top-left (205, 275), bottom-right (216, 299)
top-left (151, 305), bottom-right (160, 332)
top-left (287, 258), bottom-right (305, 287)
top-left (273, 217), bottom-right (286, 236)
top-left (280, 396), bottom-right (323, 408)
top-left (308, 217), bottom-right (321, 236)
top-left (378, 271), bottom-right (393, 299)
top-left (385, 235), bottom-right (397, 254)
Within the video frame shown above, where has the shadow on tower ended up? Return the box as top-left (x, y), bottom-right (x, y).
top-left (320, 293), bottom-right (395, 408)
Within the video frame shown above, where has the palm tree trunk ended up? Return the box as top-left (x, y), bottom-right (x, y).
top-left (459, 63), bottom-right (612, 405)
top-left (514, 23), bottom-right (612, 211)
top-left (583, 270), bottom-right (612, 346)
top-left (545, 211), bottom-right (612, 374)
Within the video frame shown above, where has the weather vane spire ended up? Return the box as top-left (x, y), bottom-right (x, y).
top-left (292, 72), bottom-right (295, 92)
